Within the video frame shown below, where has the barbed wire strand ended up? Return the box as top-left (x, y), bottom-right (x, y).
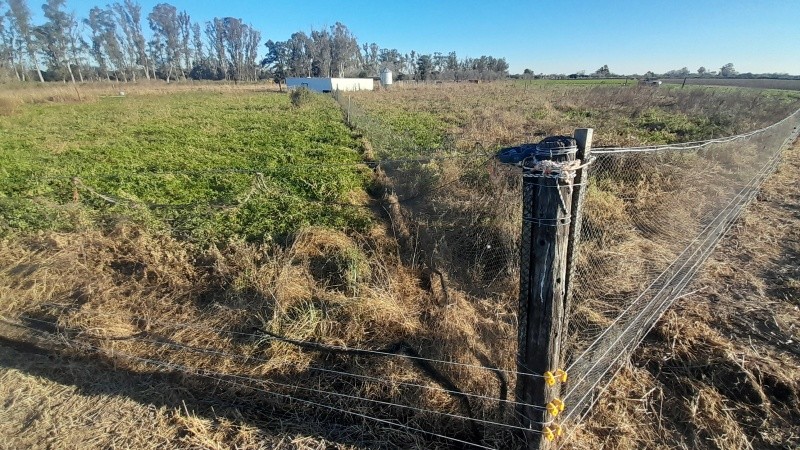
top-left (0, 316), bottom-right (498, 450)
top-left (22, 306), bottom-right (551, 412)
top-left (4, 314), bottom-right (555, 432)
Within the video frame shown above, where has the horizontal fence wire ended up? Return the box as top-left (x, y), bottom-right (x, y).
top-left (30, 303), bottom-right (549, 385)
top-left (11, 313), bottom-right (558, 431)
top-left (0, 314), bottom-right (498, 450)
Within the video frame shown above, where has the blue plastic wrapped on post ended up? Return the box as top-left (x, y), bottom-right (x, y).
top-left (494, 143), bottom-right (538, 165)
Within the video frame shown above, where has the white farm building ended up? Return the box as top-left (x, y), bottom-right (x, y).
top-left (286, 77), bottom-right (374, 93)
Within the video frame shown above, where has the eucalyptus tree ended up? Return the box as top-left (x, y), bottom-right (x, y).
top-left (361, 42), bottom-right (379, 76)
top-left (148, 3), bottom-right (181, 80)
top-left (309, 28), bottom-right (331, 77)
top-left (37, 0), bottom-right (77, 82)
top-left (286, 31), bottom-right (311, 76)
top-left (204, 16), bottom-right (259, 81)
top-left (85, 6), bottom-right (127, 81)
top-left (0, 7), bottom-right (20, 80)
top-left (177, 10), bottom-right (191, 75)
top-left (262, 39), bottom-right (287, 86)
top-left (205, 18), bottom-right (226, 79)
top-left (330, 22), bottom-right (358, 76)
top-left (191, 22), bottom-right (202, 66)
top-left (6, 0), bottom-right (43, 82)
top-left (113, 0), bottom-right (150, 80)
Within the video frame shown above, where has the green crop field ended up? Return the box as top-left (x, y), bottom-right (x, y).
top-left (0, 89), bottom-right (371, 243)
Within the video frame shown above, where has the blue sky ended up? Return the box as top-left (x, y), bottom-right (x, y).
top-left (40, 0), bottom-right (800, 75)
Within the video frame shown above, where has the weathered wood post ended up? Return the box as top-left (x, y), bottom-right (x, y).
top-left (565, 129), bottom-right (593, 329)
top-left (515, 129), bottom-right (592, 449)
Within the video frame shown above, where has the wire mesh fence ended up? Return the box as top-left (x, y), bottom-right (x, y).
top-left (562, 107), bottom-right (800, 428)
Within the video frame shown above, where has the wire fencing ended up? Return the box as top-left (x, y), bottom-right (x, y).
top-left (562, 107), bottom-right (800, 432)
top-left (0, 89), bottom-right (798, 448)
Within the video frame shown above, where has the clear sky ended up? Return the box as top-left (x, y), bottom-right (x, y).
top-left (41, 0), bottom-right (800, 75)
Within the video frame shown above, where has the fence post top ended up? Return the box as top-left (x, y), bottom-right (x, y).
top-left (573, 129), bottom-right (594, 153)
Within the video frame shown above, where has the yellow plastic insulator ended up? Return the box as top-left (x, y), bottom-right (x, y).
top-left (555, 424), bottom-right (564, 438)
top-left (546, 399), bottom-right (565, 416)
top-left (555, 369), bottom-right (568, 383)
top-left (543, 426), bottom-right (555, 442)
top-left (544, 371), bottom-right (556, 386)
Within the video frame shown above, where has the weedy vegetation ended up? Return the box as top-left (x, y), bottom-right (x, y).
top-left (1, 80), bottom-right (799, 449)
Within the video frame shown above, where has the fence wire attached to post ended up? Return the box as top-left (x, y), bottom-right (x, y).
top-left (514, 135), bottom-right (587, 449)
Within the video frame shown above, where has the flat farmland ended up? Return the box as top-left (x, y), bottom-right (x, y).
top-left (662, 77), bottom-right (800, 90)
top-left (1, 81), bottom-right (799, 450)
top-left (0, 88), bottom-right (371, 243)
top-left (347, 81), bottom-right (800, 153)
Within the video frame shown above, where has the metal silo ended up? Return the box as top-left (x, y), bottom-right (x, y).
top-left (380, 68), bottom-right (393, 88)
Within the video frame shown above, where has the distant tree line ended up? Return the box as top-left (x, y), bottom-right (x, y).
top-left (1, 0), bottom-right (258, 82)
top-left (262, 23), bottom-right (509, 84)
top-left (551, 63), bottom-right (799, 81)
top-left (0, 0), bottom-right (510, 84)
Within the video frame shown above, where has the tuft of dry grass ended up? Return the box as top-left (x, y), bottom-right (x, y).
top-left (0, 97), bottom-right (20, 116)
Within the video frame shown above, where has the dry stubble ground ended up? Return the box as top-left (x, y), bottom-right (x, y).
top-left (1, 138), bottom-right (799, 448)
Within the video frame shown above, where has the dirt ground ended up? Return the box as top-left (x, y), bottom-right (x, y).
top-left (1, 139), bottom-right (799, 449)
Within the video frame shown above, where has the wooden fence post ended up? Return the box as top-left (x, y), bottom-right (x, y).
top-left (564, 128), bottom-right (593, 334)
top-left (516, 132), bottom-right (590, 449)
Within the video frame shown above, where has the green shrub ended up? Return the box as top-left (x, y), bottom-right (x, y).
top-left (290, 87), bottom-right (313, 107)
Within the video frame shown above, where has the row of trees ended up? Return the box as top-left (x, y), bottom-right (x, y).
top-left (581, 63), bottom-right (797, 80)
top-left (585, 63), bottom-right (737, 79)
top-left (1, 0), bottom-right (261, 82)
top-left (262, 24), bottom-right (509, 83)
top-left (1, 0), bottom-right (510, 83)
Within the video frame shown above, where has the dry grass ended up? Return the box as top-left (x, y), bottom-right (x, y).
top-left (568, 139), bottom-right (800, 449)
top-left (352, 81), bottom-right (799, 151)
top-left (0, 215), bottom-right (519, 447)
top-left (0, 80), bottom-right (280, 109)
